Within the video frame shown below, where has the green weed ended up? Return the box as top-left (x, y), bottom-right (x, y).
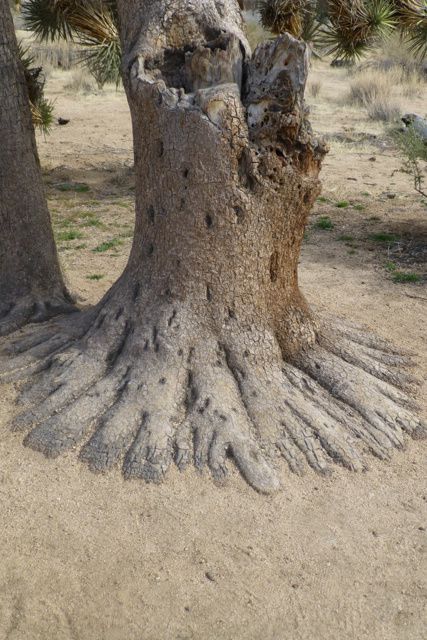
top-left (87, 274), bottom-right (105, 281)
top-left (56, 230), bottom-right (84, 241)
top-left (315, 216), bottom-right (334, 230)
top-left (93, 238), bottom-right (122, 253)
top-left (392, 272), bottom-right (420, 283)
top-left (55, 182), bottom-right (90, 193)
top-left (385, 261), bottom-right (397, 272)
top-left (369, 233), bottom-right (397, 243)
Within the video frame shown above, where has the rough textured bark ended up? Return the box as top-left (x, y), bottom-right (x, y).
top-left (0, 0), bottom-right (424, 492)
top-left (0, 1), bottom-right (74, 335)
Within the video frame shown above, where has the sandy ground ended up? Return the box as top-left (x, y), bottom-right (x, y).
top-left (0, 55), bottom-right (426, 639)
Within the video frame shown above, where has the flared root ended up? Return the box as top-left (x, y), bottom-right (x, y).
top-left (0, 295), bottom-right (76, 337)
top-left (1, 301), bottom-right (424, 494)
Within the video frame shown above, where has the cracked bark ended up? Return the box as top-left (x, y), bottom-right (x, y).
top-left (0, 2), bottom-right (75, 336)
top-left (0, 0), bottom-right (424, 493)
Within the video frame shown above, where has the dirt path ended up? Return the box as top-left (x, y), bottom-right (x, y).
top-left (0, 62), bottom-right (426, 640)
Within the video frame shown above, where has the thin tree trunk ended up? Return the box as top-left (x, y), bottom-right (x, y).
top-left (0, 1), bottom-right (74, 335)
top-left (1, 0), bottom-right (424, 492)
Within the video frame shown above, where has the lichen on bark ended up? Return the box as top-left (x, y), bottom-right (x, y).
top-left (0, 0), bottom-right (425, 493)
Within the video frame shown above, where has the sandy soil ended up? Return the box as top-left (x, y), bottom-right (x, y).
top-left (0, 57), bottom-right (426, 640)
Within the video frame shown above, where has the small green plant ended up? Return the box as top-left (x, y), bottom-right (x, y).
top-left (385, 261), bottom-right (397, 272)
top-left (56, 229), bottom-right (84, 241)
top-left (353, 203), bottom-right (366, 211)
top-left (338, 235), bottom-right (355, 242)
top-left (391, 124), bottom-right (427, 198)
top-left (335, 200), bottom-right (350, 208)
top-left (55, 218), bottom-right (74, 228)
top-left (55, 182), bottom-right (90, 193)
top-left (317, 196), bottom-right (330, 203)
top-left (81, 216), bottom-right (104, 228)
top-left (369, 232), bottom-right (397, 243)
top-left (392, 271), bottom-right (421, 283)
top-left (93, 238), bottom-right (122, 253)
top-left (75, 243), bottom-right (87, 250)
top-left (315, 216), bottom-right (334, 230)
top-left (87, 274), bottom-right (105, 281)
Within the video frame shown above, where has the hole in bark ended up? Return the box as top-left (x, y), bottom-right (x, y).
top-left (205, 214), bottom-right (213, 228)
top-left (303, 192), bottom-right (310, 204)
top-left (233, 206), bottom-right (245, 224)
top-left (228, 308), bottom-right (236, 320)
top-left (159, 377), bottom-right (167, 385)
top-left (206, 285), bottom-right (212, 302)
top-left (183, 168), bottom-right (189, 179)
top-left (238, 150), bottom-right (256, 191)
top-left (159, 140), bottom-right (164, 157)
top-left (145, 48), bottom-right (192, 92)
top-left (178, 348), bottom-right (183, 356)
top-left (133, 283), bottom-right (140, 301)
top-left (147, 206), bottom-right (155, 223)
top-left (270, 251), bottom-right (279, 283)
top-left (115, 307), bottom-right (124, 320)
top-left (243, 350), bottom-right (249, 358)
top-left (147, 243), bottom-right (154, 256)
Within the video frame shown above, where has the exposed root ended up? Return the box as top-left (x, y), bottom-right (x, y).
top-left (0, 296), bottom-right (76, 337)
top-left (0, 305), bottom-right (425, 493)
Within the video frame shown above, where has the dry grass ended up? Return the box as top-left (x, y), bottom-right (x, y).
top-left (31, 41), bottom-right (78, 75)
top-left (64, 69), bottom-right (97, 94)
top-left (243, 10), bottom-right (272, 49)
top-left (347, 69), bottom-right (402, 122)
top-left (308, 79), bottom-right (322, 98)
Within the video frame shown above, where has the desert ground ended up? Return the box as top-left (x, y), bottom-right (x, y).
top-left (0, 34), bottom-right (426, 640)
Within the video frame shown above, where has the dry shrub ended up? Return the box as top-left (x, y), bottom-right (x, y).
top-left (64, 69), bottom-right (97, 93)
top-left (244, 11), bottom-right (272, 48)
top-left (31, 41), bottom-right (77, 74)
top-left (347, 69), bottom-right (402, 122)
top-left (366, 100), bottom-right (401, 122)
top-left (308, 79), bottom-right (321, 98)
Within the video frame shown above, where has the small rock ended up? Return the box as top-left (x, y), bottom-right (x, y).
top-left (386, 193), bottom-right (396, 199)
top-left (368, 157), bottom-right (376, 162)
top-left (372, 530), bottom-right (378, 537)
top-left (418, 526), bottom-right (425, 531)
top-left (205, 571), bottom-right (216, 582)
top-left (58, 118), bottom-right (70, 126)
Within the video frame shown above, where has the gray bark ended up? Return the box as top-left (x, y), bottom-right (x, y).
top-left (0, 1), bottom-right (74, 335)
top-left (0, 0), bottom-right (424, 492)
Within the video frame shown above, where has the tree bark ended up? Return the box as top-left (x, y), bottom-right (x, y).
top-left (0, 1), bottom-right (74, 335)
top-left (1, 0), bottom-right (424, 492)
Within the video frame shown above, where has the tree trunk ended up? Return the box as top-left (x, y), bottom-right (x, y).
top-left (0, 2), bottom-right (74, 335)
top-left (1, 0), bottom-right (424, 492)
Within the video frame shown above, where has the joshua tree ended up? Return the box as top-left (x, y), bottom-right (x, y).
top-left (257, 0), bottom-right (427, 61)
top-left (0, 1), bottom-right (75, 336)
top-left (1, 0), bottom-right (425, 492)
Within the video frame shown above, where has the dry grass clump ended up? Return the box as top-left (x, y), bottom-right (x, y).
top-left (31, 40), bottom-right (77, 74)
top-left (243, 10), bottom-right (272, 48)
top-left (347, 68), bottom-right (402, 122)
top-left (64, 69), bottom-right (97, 93)
top-left (308, 79), bottom-right (322, 98)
